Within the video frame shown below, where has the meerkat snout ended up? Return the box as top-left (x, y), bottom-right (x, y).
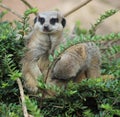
top-left (43, 25), bottom-right (50, 32)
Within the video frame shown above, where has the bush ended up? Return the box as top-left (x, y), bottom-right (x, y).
top-left (41, 78), bottom-right (120, 117)
top-left (0, 21), bottom-right (24, 103)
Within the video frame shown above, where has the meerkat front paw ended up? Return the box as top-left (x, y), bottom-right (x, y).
top-left (24, 80), bottom-right (38, 94)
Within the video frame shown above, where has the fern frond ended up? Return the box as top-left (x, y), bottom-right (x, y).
top-left (89, 9), bottom-right (118, 36)
top-left (25, 96), bottom-right (44, 117)
top-left (3, 54), bottom-right (21, 80)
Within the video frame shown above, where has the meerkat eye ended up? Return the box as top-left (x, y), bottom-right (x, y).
top-left (50, 18), bottom-right (59, 25)
top-left (38, 17), bottom-right (45, 25)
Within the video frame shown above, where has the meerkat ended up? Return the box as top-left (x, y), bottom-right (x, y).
top-left (21, 11), bottom-right (66, 93)
top-left (51, 42), bottom-right (101, 82)
top-left (22, 10), bottom-right (101, 96)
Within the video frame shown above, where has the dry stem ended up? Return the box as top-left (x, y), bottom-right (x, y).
top-left (17, 78), bottom-right (33, 117)
top-left (20, 0), bottom-right (33, 9)
top-left (20, 0), bottom-right (37, 15)
top-left (64, 0), bottom-right (93, 17)
top-left (0, 3), bottom-right (22, 19)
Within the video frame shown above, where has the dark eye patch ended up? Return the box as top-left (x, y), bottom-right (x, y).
top-left (38, 17), bottom-right (45, 25)
top-left (50, 18), bottom-right (59, 25)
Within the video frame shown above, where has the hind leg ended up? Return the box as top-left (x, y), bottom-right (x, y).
top-left (74, 71), bottom-right (86, 82)
top-left (86, 53), bottom-right (101, 78)
top-left (86, 66), bottom-right (101, 78)
top-left (22, 62), bottom-right (42, 93)
top-left (23, 72), bottom-right (38, 93)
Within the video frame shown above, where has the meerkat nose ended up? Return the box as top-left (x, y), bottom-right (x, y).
top-left (44, 25), bottom-right (49, 31)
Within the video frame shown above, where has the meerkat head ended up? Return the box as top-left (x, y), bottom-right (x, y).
top-left (34, 11), bottom-right (66, 34)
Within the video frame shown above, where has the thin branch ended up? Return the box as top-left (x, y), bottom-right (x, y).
top-left (0, 3), bottom-right (22, 19)
top-left (64, 0), bottom-right (93, 17)
top-left (17, 78), bottom-right (30, 117)
top-left (20, 0), bottom-right (33, 9)
top-left (44, 58), bottom-right (60, 83)
top-left (20, 0), bottom-right (37, 15)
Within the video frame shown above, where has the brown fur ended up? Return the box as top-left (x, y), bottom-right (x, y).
top-left (44, 42), bottom-right (101, 97)
top-left (51, 42), bottom-right (101, 82)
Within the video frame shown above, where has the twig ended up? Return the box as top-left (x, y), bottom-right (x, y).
top-left (20, 0), bottom-right (33, 9)
top-left (53, 105), bottom-right (64, 109)
top-left (20, 0), bottom-right (37, 15)
top-left (64, 0), bottom-right (93, 17)
top-left (17, 78), bottom-right (30, 117)
top-left (0, 3), bottom-right (22, 19)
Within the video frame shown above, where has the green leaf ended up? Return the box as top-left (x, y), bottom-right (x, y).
top-left (54, 49), bottom-right (59, 57)
top-left (59, 44), bottom-right (65, 52)
top-left (49, 54), bottom-right (54, 62)
top-left (24, 8), bottom-right (38, 16)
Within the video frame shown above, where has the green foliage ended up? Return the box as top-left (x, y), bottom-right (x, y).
top-left (101, 104), bottom-right (120, 117)
top-left (0, 8), bottom-right (36, 116)
top-left (0, 11), bottom-right (8, 21)
top-left (25, 96), bottom-right (43, 117)
top-left (0, 103), bottom-right (23, 117)
top-left (0, 21), bottom-right (24, 103)
top-left (74, 21), bottom-right (87, 35)
top-left (83, 110), bottom-right (95, 117)
top-left (48, 54), bottom-right (54, 62)
top-left (89, 9), bottom-right (118, 36)
top-left (41, 78), bottom-right (120, 117)
top-left (37, 75), bottom-right (62, 98)
top-left (102, 55), bottom-right (120, 77)
top-left (24, 8), bottom-right (38, 16)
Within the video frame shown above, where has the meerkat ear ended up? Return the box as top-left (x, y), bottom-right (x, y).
top-left (34, 17), bottom-right (37, 24)
top-left (61, 18), bottom-right (66, 28)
